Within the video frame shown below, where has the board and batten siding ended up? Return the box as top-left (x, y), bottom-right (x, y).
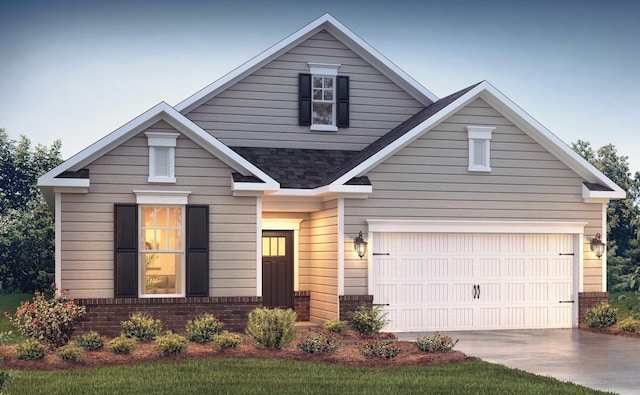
top-left (184, 31), bottom-right (425, 151)
top-left (60, 123), bottom-right (258, 298)
top-left (344, 98), bottom-right (604, 294)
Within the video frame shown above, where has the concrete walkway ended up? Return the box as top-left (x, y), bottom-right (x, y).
top-left (396, 329), bottom-right (638, 394)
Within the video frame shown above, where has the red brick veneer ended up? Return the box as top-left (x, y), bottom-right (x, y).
top-left (578, 292), bottom-right (609, 324)
top-left (339, 295), bottom-right (373, 321)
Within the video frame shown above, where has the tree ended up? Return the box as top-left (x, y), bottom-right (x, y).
top-left (0, 129), bottom-right (62, 292)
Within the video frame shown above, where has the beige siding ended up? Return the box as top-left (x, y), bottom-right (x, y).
top-left (344, 98), bottom-right (604, 294)
top-left (60, 128), bottom-right (258, 298)
top-left (185, 31), bottom-right (424, 151)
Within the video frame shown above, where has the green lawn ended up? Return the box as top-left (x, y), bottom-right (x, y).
top-left (6, 358), bottom-right (610, 395)
top-left (609, 291), bottom-right (640, 319)
top-left (0, 293), bottom-right (30, 343)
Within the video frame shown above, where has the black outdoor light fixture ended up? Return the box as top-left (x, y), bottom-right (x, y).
top-left (354, 231), bottom-right (367, 259)
top-left (590, 233), bottom-right (605, 259)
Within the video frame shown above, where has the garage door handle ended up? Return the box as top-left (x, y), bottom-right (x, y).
top-left (472, 284), bottom-right (481, 299)
top-left (559, 300), bottom-right (575, 303)
top-left (373, 253), bottom-right (390, 256)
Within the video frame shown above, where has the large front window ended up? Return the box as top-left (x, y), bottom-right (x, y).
top-left (140, 206), bottom-right (185, 296)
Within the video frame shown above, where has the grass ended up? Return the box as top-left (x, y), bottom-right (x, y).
top-left (6, 358), bottom-right (610, 394)
top-left (609, 291), bottom-right (640, 319)
top-left (0, 292), bottom-right (30, 343)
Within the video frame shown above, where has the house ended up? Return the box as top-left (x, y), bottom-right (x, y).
top-left (38, 14), bottom-right (624, 335)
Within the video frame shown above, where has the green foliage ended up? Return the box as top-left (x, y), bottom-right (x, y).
top-left (0, 331), bottom-right (13, 346)
top-left (359, 339), bottom-right (402, 359)
top-left (415, 333), bottom-right (459, 353)
top-left (76, 331), bottom-right (104, 350)
top-left (618, 317), bottom-right (640, 333)
top-left (56, 344), bottom-right (85, 361)
top-left (348, 304), bottom-right (389, 337)
top-left (322, 318), bottom-right (347, 333)
top-left (0, 369), bottom-right (17, 394)
top-left (107, 336), bottom-right (137, 355)
top-left (15, 339), bottom-right (45, 360)
top-left (121, 312), bottom-right (163, 341)
top-left (212, 331), bottom-right (242, 350)
top-left (5, 287), bottom-right (86, 348)
top-left (296, 333), bottom-right (341, 354)
top-left (154, 332), bottom-right (188, 356)
top-left (584, 302), bottom-right (618, 328)
top-left (185, 313), bottom-right (223, 343)
top-left (245, 307), bottom-right (297, 350)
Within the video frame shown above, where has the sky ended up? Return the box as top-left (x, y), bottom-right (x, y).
top-left (1, 0), bottom-right (639, 171)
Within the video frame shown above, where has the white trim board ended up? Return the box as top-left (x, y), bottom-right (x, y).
top-left (366, 219), bottom-right (588, 234)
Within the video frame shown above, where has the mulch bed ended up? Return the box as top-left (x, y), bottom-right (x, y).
top-left (580, 324), bottom-right (640, 338)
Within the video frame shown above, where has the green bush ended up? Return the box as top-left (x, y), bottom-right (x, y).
top-left (245, 308), bottom-right (297, 350)
top-left (76, 330), bottom-right (104, 350)
top-left (5, 286), bottom-right (86, 348)
top-left (121, 312), bottom-right (163, 341)
top-left (56, 344), bottom-right (85, 361)
top-left (15, 339), bottom-right (45, 360)
top-left (108, 336), bottom-right (137, 355)
top-left (0, 331), bottom-right (13, 346)
top-left (415, 333), bottom-right (459, 353)
top-left (155, 331), bottom-right (188, 356)
top-left (0, 370), bottom-right (16, 394)
top-left (322, 318), bottom-right (347, 333)
top-left (359, 339), bottom-right (402, 359)
top-left (297, 333), bottom-right (341, 354)
top-left (212, 331), bottom-right (242, 350)
top-left (618, 317), bottom-right (640, 333)
top-left (348, 304), bottom-right (389, 337)
top-left (584, 302), bottom-right (618, 328)
top-left (185, 313), bottom-right (223, 343)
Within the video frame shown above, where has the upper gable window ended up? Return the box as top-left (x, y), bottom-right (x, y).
top-left (299, 63), bottom-right (349, 131)
top-left (467, 126), bottom-right (495, 172)
top-left (146, 132), bottom-right (179, 183)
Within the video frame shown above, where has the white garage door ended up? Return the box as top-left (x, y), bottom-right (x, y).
top-left (372, 233), bottom-right (576, 331)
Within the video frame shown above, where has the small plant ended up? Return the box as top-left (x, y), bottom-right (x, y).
top-left (323, 318), bottom-right (347, 333)
top-left (121, 312), bottom-right (163, 341)
top-left (56, 344), bottom-right (85, 361)
top-left (359, 339), bottom-right (402, 359)
top-left (0, 370), bottom-right (17, 394)
top-left (0, 331), bottom-right (13, 346)
top-left (618, 317), bottom-right (640, 333)
top-left (297, 333), bottom-right (341, 354)
top-left (155, 331), bottom-right (188, 356)
top-left (76, 330), bottom-right (104, 350)
top-left (15, 339), bottom-right (46, 360)
top-left (5, 285), bottom-right (86, 348)
top-left (185, 313), bottom-right (223, 343)
top-left (245, 307), bottom-right (297, 350)
top-left (108, 336), bottom-right (137, 355)
top-left (213, 331), bottom-right (242, 350)
top-left (415, 333), bottom-right (459, 353)
top-left (348, 304), bottom-right (389, 337)
top-left (584, 302), bottom-right (618, 328)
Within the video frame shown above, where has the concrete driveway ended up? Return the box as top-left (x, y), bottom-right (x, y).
top-left (395, 329), bottom-right (638, 394)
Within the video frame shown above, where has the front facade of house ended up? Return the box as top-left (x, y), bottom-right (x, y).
top-left (39, 15), bottom-right (624, 335)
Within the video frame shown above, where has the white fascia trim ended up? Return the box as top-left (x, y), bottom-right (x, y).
top-left (582, 184), bottom-right (625, 202)
top-left (134, 190), bottom-right (191, 205)
top-left (267, 184), bottom-right (372, 197)
top-left (366, 219), bottom-right (587, 234)
top-left (38, 177), bottom-right (90, 188)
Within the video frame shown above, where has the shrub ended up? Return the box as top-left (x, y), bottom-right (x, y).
top-left (76, 330), bottom-right (104, 350)
top-left (0, 370), bottom-right (17, 394)
top-left (155, 331), bottom-right (188, 356)
top-left (359, 339), bottom-right (402, 359)
top-left (348, 304), bottom-right (389, 337)
top-left (15, 339), bottom-right (46, 360)
top-left (108, 336), bottom-right (137, 355)
top-left (618, 317), bottom-right (640, 333)
top-left (584, 302), bottom-right (618, 328)
top-left (414, 333), bottom-right (459, 353)
top-left (121, 312), bottom-right (163, 341)
top-left (323, 318), bottom-right (347, 333)
top-left (0, 331), bottom-right (13, 346)
top-left (5, 285), bottom-right (86, 348)
top-left (56, 344), bottom-right (85, 361)
top-left (297, 333), bottom-right (341, 354)
top-left (245, 307), bottom-right (297, 350)
top-left (213, 331), bottom-right (242, 350)
top-left (185, 313), bottom-right (223, 343)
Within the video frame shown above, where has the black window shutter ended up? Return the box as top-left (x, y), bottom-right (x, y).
top-left (336, 76), bottom-right (349, 128)
top-left (186, 205), bottom-right (209, 297)
top-left (114, 204), bottom-right (138, 297)
top-left (299, 73), bottom-right (312, 126)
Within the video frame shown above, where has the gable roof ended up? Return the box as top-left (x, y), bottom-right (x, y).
top-left (175, 13), bottom-right (438, 114)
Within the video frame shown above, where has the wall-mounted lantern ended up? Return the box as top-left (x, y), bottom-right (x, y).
top-left (590, 233), bottom-right (605, 259)
top-left (354, 231), bottom-right (367, 260)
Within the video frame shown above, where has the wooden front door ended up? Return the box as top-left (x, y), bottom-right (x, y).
top-left (262, 230), bottom-right (294, 309)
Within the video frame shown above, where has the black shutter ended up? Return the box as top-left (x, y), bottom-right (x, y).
top-left (299, 73), bottom-right (312, 126)
top-left (114, 204), bottom-right (138, 297)
top-left (186, 205), bottom-right (209, 297)
top-left (336, 76), bottom-right (349, 128)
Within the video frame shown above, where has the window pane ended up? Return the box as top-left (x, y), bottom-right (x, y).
top-left (155, 147), bottom-right (170, 177)
top-left (169, 208), bottom-right (182, 228)
top-left (142, 207), bottom-right (155, 227)
top-left (142, 252), bottom-right (183, 295)
top-left (262, 237), bottom-right (270, 256)
top-left (474, 140), bottom-right (486, 167)
top-left (323, 77), bottom-right (333, 88)
top-left (313, 89), bottom-right (323, 100)
top-left (313, 103), bottom-right (333, 125)
top-left (313, 77), bottom-right (323, 88)
top-left (277, 237), bottom-right (286, 256)
top-left (324, 90), bottom-right (333, 101)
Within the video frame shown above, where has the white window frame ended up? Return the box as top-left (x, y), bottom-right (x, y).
top-left (146, 132), bottom-right (179, 183)
top-left (467, 126), bottom-right (495, 172)
top-left (308, 63), bottom-right (340, 132)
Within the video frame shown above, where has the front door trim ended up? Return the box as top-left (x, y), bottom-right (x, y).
top-left (262, 218), bottom-right (303, 291)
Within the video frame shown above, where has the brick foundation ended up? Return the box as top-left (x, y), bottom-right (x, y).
top-left (339, 295), bottom-right (373, 321)
top-left (578, 292), bottom-right (609, 324)
top-left (294, 291), bottom-right (310, 321)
